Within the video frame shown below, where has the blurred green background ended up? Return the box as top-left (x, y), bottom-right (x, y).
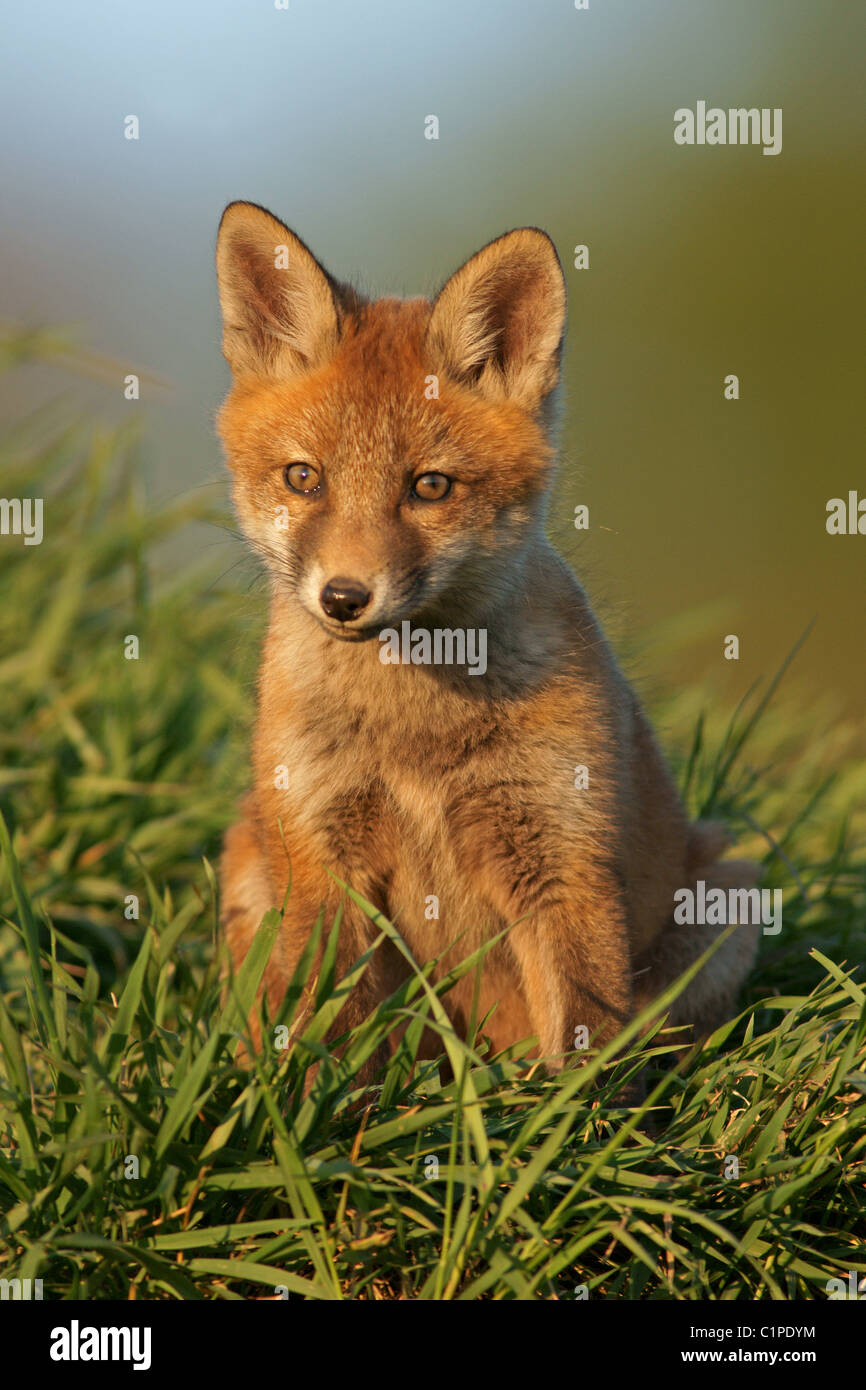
top-left (1, 0), bottom-right (863, 724)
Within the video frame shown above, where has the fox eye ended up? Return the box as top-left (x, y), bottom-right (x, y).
top-left (411, 472), bottom-right (452, 501)
top-left (284, 462), bottom-right (320, 494)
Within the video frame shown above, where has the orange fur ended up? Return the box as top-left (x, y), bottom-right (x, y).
top-left (214, 202), bottom-right (760, 1071)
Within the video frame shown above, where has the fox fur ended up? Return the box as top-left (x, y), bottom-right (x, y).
top-left (215, 201), bottom-right (760, 1068)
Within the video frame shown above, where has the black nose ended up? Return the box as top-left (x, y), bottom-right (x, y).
top-left (319, 577), bottom-right (372, 623)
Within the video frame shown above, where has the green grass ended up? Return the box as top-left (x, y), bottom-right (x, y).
top-left (1, 330), bottom-right (864, 1300)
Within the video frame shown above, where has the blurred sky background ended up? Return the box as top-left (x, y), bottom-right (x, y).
top-left (1, 0), bottom-right (863, 719)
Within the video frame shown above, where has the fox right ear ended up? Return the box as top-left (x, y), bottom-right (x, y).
top-left (427, 228), bottom-right (566, 411)
top-left (216, 202), bottom-right (339, 379)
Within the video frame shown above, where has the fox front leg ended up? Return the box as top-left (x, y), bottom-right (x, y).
top-left (506, 872), bottom-right (634, 1066)
top-left (454, 796), bottom-right (633, 1064)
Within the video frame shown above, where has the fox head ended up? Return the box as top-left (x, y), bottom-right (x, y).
top-left (216, 201), bottom-right (566, 639)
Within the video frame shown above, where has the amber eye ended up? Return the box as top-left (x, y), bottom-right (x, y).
top-left (411, 472), bottom-right (452, 502)
top-left (284, 463), bottom-right (320, 494)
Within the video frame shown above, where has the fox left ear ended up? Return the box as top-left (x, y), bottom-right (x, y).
top-left (216, 201), bottom-right (340, 380)
top-left (426, 228), bottom-right (566, 411)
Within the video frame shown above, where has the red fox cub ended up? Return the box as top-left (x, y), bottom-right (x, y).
top-left (215, 201), bottom-right (760, 1067)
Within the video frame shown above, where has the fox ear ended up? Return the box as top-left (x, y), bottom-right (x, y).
top-left (216, 202), bottom-right (339, 379)
top-left (426, 229), bottom-right (566, 410)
